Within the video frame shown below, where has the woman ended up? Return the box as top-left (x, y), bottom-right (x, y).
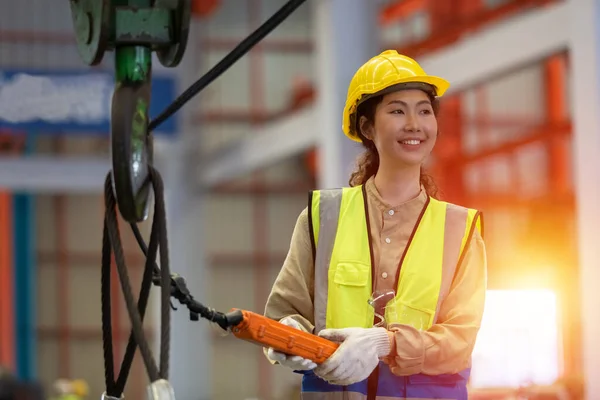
top-left (264, 50), bottom-right (487, 400)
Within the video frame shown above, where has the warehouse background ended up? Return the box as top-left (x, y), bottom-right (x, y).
top-left (0, 0), bottom-right (598, 399)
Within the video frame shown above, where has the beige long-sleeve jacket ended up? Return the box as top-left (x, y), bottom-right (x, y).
top-left (264, 177), bottom-right (487, 376)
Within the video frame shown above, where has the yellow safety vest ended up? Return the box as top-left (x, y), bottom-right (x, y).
top-left (308, 185), bottom-right (482, 332)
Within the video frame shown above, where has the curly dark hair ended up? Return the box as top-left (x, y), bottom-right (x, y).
top-left (348, 91), bottom-right (441, 198)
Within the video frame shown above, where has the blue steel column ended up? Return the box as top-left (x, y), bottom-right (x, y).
top-left (570, 0), bottom-right (600, 397)
top-left (12, 136), bottom-right (36, 380)
top-left (313, 0), bottom-right (379, 189)
top-left (154, 19), bottom-right (211, 399)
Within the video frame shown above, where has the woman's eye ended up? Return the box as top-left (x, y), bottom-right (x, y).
top-left (420, 109), bottom-right (432, 115)
top-left (391, 109), bottom-right (404, 114)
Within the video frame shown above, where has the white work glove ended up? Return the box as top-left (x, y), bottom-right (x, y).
top-left (266, 317), bottom-right (317, 371)
top-left (313, 327), bottom-right (391, 386)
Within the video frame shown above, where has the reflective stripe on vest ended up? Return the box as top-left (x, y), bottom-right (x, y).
top-left (309, 185), bottom-right (482, 333)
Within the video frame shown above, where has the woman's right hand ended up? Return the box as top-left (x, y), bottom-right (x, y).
top-left (266, 317), bottom-right (317, 371)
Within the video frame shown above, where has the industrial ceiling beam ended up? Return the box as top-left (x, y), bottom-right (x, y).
top-left (198, 106), bottom-right (316, 186)
top-left (0, 156), bottom-right (109, 193)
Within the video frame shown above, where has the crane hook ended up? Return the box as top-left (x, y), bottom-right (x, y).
top-left (69, 0), bottom-right (191, 222)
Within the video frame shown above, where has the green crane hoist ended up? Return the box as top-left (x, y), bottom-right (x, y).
top-left (69, 0), bottom-right (191, 224)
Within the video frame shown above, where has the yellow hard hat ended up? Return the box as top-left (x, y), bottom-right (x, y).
top-left (70, 379), bottom-right (89, 397)
top-left (342, 49), bottom-right (450, 142)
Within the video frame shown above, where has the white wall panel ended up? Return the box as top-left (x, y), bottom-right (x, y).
top-left (0, 0), bottom-right (72, 30)
top-left (201, 50), bottom-right (252, 110)
top-left (263, 52), bottom-right (315, 111)
top-left (36, 340), bottom-right (59, 394)
top-left (379, 8), bottom-right (428, 46)
top-left (270, 366), bottom-right (304, 400)
top-left (204, 191), bottom-right (308, 256)
top-left (482, 156), bottom-right (513, 194)
top-left (35, 195), bottom-right (57, 253)
top-left (67, 266), bottom-right (103, 329)
top-left (68, 341), bottom-right (114, 400)
top-left (260, 0), bottom-right (312, 40)
top-left (0, 43), bottom-right (86, 70)
top-left (209, 258), bottom-right (305, 399)
top-left (459, 61), bottom-right (552, 196)
top-left (460, 63), bottom-right (546, 156)
top-left (211, 339), bottom-right (259, 399)
top-left (261, 155), bottom-right (308, 182)
top-left (36, 263), bottom-right (58, 329)
top-left (485, 64), bottom-right (545, 122)
top-left (207, 263), bottom-right (257, 312)
top-left (63, 195), bottom-right (104, 253)
top-left (204, 195), bottom-right (255, 254)
top-left (0, 0), bottom-right (101, 70)
top-left (206, 263), bottom-right (260, 398)
top-left (204, 0), bottom-right (251, 39)
top-left (200, 122), bottom-right (251, 155)
top-left (266, 194), bottom-right (307, 253)
top-left (514, 142), bottom-right (550, 197)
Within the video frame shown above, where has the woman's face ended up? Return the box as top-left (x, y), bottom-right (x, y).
top-left (360, 89), bottom-right (438, 168)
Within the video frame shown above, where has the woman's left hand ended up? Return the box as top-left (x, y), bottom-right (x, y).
top-left (314, 327), bottom-right (392, 386)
